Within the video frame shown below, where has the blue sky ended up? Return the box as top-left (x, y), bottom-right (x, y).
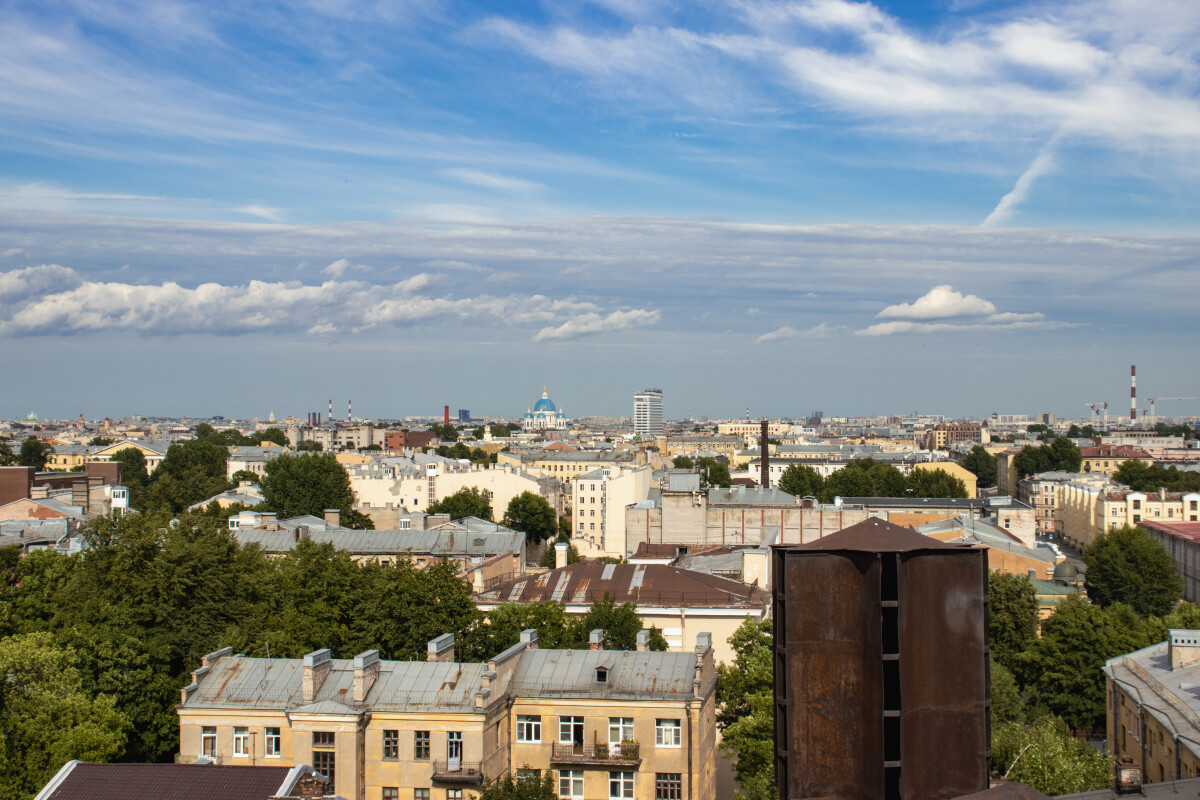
top-left (2, 0), bottom-right (1199, 421)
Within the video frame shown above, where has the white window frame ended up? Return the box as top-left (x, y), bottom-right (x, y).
top-left (655, 719), bottom-right (681, 747)
top-left (517, 715), bottom-right (542, 743)
top-left (559, 769), bottom-right (584, 800)
top-left (559, 716), bottom-right (584, 744)
top-left (609, 771), bottom-right (635, 800)
top-left (233, 727), bottom-right (250, 757)
top-left (609, 718), bottom-right (634, 743)
top-left (202, 727), bottom-right (217, 758)
top-left (265, 727), bottom-right (281, 757)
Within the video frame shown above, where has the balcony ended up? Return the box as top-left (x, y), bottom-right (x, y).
top-left (549, 742), bottom-right (641, 766)
top-left (431, 761), bottom-right (484, 784)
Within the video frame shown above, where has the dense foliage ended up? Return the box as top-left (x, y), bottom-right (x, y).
top-left (1012, 437), bottom-right (1082, 478)
top-left (137, 439), bottom-right (232, 513)
top-left (502, 492), bottom-right (557, 543)
top-left (1113, 459), bottom-right (1200, 493)
top-left (1082, 525), bottom-right (1183, 616)
top-left (464, 597), bottom-right (666, 659)
top-left (987, 572), bottom-right (1039, 672)
top-left (777, 459), bottom-right (967, 503)
top-left (427, 487), bottom-right (494, 521)
top-left (960, 445), bottom-right (997, 488)
top-left (992, 716), bottom-right (1112, 795)
top-left (715, 617), bottom-right (775, 800)
top-left (17, 437), bottom-right (51, 470)
top-left (259, 452), bottom-right (374, 529)
top-left (475, 769), bottom-right (556, 800)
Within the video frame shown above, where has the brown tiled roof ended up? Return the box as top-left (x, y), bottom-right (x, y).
top-left (39, 763), bottom-right (294, 800)
top-left (777, 517), bottom-right (959, 553)
top-left (476, 562), bottom-right (767, 608)
top-left (631, 542), bottom-right (726, 559)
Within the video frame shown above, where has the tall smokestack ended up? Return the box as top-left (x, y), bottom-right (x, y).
top-left (1131, 365), bottom-right (1136, 422)
top-left (760, 418), bottom-right (770, 489)
top-left (329, 398), bottom-right (334, 423)
top-left (444, 405), bottom-right (450, 426)
top-left (348, 399), bottom-right (352, 421)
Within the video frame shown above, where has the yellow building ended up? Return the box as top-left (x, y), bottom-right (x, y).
top-left (911, 461), bottom-right (977, 498)
top-left (93, 439), bottom-right (173, 473)
top-left (176, 632), bottom-right (717, 800)
top-left (1061, 486), bottom-right (1200, 550)
top-left (1106, 631), bottom-right (1200, 784)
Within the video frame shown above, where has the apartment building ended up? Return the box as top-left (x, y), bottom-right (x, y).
top-left (1061, 487), bottom-right (1200, 550)
top-left (176, 631), bottom-right (717, 800)
top-left (923, 423), bottom-right (984, 450)
top-left (570, 465), bottom-right (652, 559)
top-left (1106, 631), bottom-right (1200, 784)
top-left (1140, 521), bottom-right (1200, 604)
top-left (1079, 444), bottom-right (1151, 475)
top-left (1018, 471), bottom-right (1112, 536)
top-left (633, 390), bottom-right (665, 439)
top-left (349, 459), bottom-right (561, 519)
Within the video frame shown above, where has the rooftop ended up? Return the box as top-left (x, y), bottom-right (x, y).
top-left (34, 762), bottom-right (298, 800)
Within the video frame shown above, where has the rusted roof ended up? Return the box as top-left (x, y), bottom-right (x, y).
top-left (1142, 520), bottom-right (1200, 541)
top-left (475, 562), bottom-right (767, 608)
top-left (776, 517), bottom-right (959, 552)
top-left (631, 542), bottom-right (725, 559)
top-left (37, 763), bottom-right (293, 800)
top-left (952, 783), bottom-right (1050, 800)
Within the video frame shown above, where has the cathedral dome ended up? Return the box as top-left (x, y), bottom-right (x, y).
top-left (532, 390), bottom-right (557, 413)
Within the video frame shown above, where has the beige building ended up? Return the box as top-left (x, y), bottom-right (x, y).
top-left (1106, 631), bottom-right (1200, 784)
top-left (349, 460), bottom-right (560, 519)
top-left (1017, 471), bottom-right (1112, 536)
top-left (570, 465), bottom-right (652, 559)
top-left (715, 422), bottom-right (790, 447)
top-left (94, 439), bottom-right (173, 473)
top-left (1061, 487), bottom-right (1200, 550)
top-left (177, 631), bottom-right (717, 800)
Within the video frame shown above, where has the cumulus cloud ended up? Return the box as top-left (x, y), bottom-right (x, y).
top-left (0, 266), bottom-right (655, 341)
top-left (534, 308), bottom-right (661, 341)
top-left (877, 285), bottom-right (996, 320)
top-left (860, 285), bottom-right (1066, 335)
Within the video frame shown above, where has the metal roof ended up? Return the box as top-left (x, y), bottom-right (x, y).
top-left (35, 762), bottom-right (294, 800)
top-left (475, 563), bottom-right (767, 608)
top-left (707, 487), bottom-right (796, 506)
top-left (233, 527), bottom-right (523, 557)
top-left (508, 649), bottom-right (700, 701)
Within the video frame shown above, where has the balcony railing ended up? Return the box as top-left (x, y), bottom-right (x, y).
top-left (431, 761), bottom-right (484, 783)
top-left (549, 742), bottom-right (641, 765)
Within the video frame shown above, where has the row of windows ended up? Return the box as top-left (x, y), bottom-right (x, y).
top-left (201, 726), bottom-right (282, 759)
top-left (382, 789), bottom-right (456, 800)
top-left (555, 771), bottom-right (680, 800)
top-left (515, 717), bottom-right (681, 747)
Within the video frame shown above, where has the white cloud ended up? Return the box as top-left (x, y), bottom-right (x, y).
top-left (857, 317), bottom-right (1071, 336)
top-left (756, 322), bottom-right (845, 342)
top-left (238, 204), bottom-right (283, 221)
top-left (442, 169), bottom-right (545, 192)
top-left (534, 308), bottom-right (661, 341)
top-left (0, 264), bottom-right (82, 303)
top-left (982, 144), bottom-right (1057, 227)
top-left (877, 285), bottom-right (996, 319)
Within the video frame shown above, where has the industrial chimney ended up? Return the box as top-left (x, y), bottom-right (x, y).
top-left (760, 419), bottom-right (770, 489)
top-left (1130, 365), bottom-right (1137, 422)
top-left (444, 405), bottom-right (450, 425)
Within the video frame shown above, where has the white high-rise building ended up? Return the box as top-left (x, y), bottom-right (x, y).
top-left (633, 388), bottom-right (664, 437)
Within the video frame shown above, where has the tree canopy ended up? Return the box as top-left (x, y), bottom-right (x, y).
top-left (716, 617), bottom-right (775, 800)
top-left (695, 457), bottom-right (731, 488)
top-left (992, 716), bottom-right (1112, 795)
top-left (988, 572), bottom-right (1039, 672)
top-left (1012, 437), bottom-right (1082, 479)
top-left (502, 492), bottom-right (558, 543)
top-left (17, 437), bottom-right (52, 470)
top-left (0, 439), bottom-right (14, 467)
top-left (960, 445), bottom-right (997, 489)
top-left (1113, 459), bottom-right (1200, 493)
top-left (778, 464), bottom-right (823, 497)
top-left (775, 459), bottom-right (966, 503)
top-left (1083, 525), bottom-right (1183, 616)
top-left (427, 487), bottom-right (493, 521)
top-left (475, 769), bottom-right (556, 800)
top-left (428, 423), bottom-right (459, 442)
top-left (138, 439), bottom-right (232, 513)
top-left (259, 452), bottom-right (373, 529)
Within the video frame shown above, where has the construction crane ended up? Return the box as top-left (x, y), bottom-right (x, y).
top-left (1141, 397), bottom-right (1197, 426)
top-left (1084, 402), bottom-right (1109, 431)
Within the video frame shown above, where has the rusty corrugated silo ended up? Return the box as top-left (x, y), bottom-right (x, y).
top-left (773, 518), bottom-right (989, 800)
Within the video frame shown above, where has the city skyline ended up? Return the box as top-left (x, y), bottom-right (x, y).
top-left (2, 0), bottom-right (1198, 418)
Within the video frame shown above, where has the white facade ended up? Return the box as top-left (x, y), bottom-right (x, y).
top-left (633, 388), bottom-right (664, 438)
top-left (522, 389), bottom-right (569, 432)
top-left (350, 461), bottom-right (553, 519)
top-left (570, 464), bottom-right (652, 559)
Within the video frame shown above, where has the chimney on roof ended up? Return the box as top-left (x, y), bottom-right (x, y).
top-left (1169, 630), bottom-right (1200, 671)
top-left (589, 629), bottom-right (604, 651)
top-left (428, 633), bottom-right (455, 663)
top-left (71, 480), bottom-right (89, 513)
top-left (695, 632), bottom-right (713, 654)
top-left (1028, 568), bottom-right (1036, 579)
top-left (636, 630), bottom-right (651, 652)
top-left (760, 419), bottom-right (770, 489)
top-left (352, 650), bottom-right (380, 702)
top-left (555, 540), bottom-right (569, 569)
top-left (293, 525), bottom-right (309, 543)
top-left (302, 649), bottom-right (332, 701)
top-left (520, 629), bottom-right (538, 650)
top-left (324, 509), bottom-right (341, 528)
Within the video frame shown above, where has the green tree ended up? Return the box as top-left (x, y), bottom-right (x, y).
top-left (140, 438), bottom-right (232, 513)
top-left (1048, 437), bottom-right (1082, 472)
top-left (0, 439), bottom-right (14, 466)
top-left (17, 437), bottom-right (52, 470)
top-left (992, 716), bottom-right (1112, 795)
top-left (465, 601), bottom-right (576, 659)
top-left (1083, 525), bottom-right (1183, 616)
top-left (540, 537), bottom-right (580, 569)
top-left (988, 572), bottom-right (1040, 672)
top-left (990, 659), bottom-right (1023, 725)
top-left (110, 446), bottom-right (149, 485)
top-left (905, 467), bottom-right (967, 498)
top-left (716, 617), bottom-right (775, 800)
top-left (0, 633), bottom-right (128, 800)
top-left (1017, 595), bottom-right (1152, 729)
top-left (778, 464), bottom-right (823, 497)
top-left (696, 457), bottom-right (732, 488)
top-left (475, 769), bottom-right (556, 800)
top-left (1013, 437), bottom-right (1082, 479)
top-left (672, 455), bottom-right (694, 469)
top-left (503, 492), bottom-right (558, 544)
top-left (1113, 459), bottom-right (1200, 493)
top-left (429, 423), bottom-right (459, 442)
top-left (230, 469), bottom-right (260, 484)
top-left (88, 436), bottom-right (114, 446)
top-left (256, 428), bottom-right (289, 446)
top-left (490, 424), bottom-right (512, 438)
top-left (472, 426), bottom-right (485, 440)
top-left (259, 452), bottom-right (372, 528)
top-left (193, 422), bottom-right (217, 438)
top-left (296, 440), bottom-right (324, 452)
top-left (570, 596), bottom-right (668, 651)
top-left (960, 445), bottom-right (997, 489)
top-left (427, 487), bottom-right (493, 522)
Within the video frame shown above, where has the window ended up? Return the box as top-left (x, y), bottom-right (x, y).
top-left (1192, 501), bottom-right (1198, 511)
top-left (579, 522), bottom-right (584, 531)
top-left (265, 727), bottom-right (281, 757)
top-left (202, 726), bottom-right (217, 758)
top-left (313, 751), bottom-right (335, 785)
top-left (415, 790), bottom-right (430, 800)
top-left (448, 792), bottom-right (462, 800)
top-left (517, 715), bottom-right (542, 742)
top-left (415, 731), bottom-right (430, 760)
top-left (447, 731), bottom-right (463, 761)
top-left (609, 771), bottom-right (634, 800)
top-left (559, 770), bottom-right (584, 800)
top-left (655, 720), bottom-right (681, 747)
top-left (609, 718), bottom-right (634, 743)
top-left (383, 790), bottom-right (399, 800)
top-left (1134, 515), bottom-right (1141, 523)
top-left (234, 727), bottom-right (250, 757)
top-left (655, 774), bottom-right (683, 800)
top-left (383, 730), bottom-right (398, 760)
top-left (560, 717), bottom-right (584, 745)
top-left (590, 523), bottom-right (595, 531)
top-left (1133, 499), bottom-right (1142, 510)
top-left (596, 667), bottom-right (608, 683)
top-left (313, 731), bottom-right (335, 748)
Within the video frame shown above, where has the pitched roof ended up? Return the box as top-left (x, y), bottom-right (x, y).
top-left (508, 649), bottom-right (702, 701)
top-left (34, 762), bottom-right (295, 800)
top-left (778, 517), bottom-right (958, 553)
top-left (475, 562), bottom-right (767, 608)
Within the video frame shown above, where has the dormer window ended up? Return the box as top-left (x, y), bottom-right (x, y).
top-left (596, 667), bottom-right (608, 683)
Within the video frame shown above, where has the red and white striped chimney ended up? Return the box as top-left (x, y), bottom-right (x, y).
top-left (1130, 365), bottom-right (1136, 421)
